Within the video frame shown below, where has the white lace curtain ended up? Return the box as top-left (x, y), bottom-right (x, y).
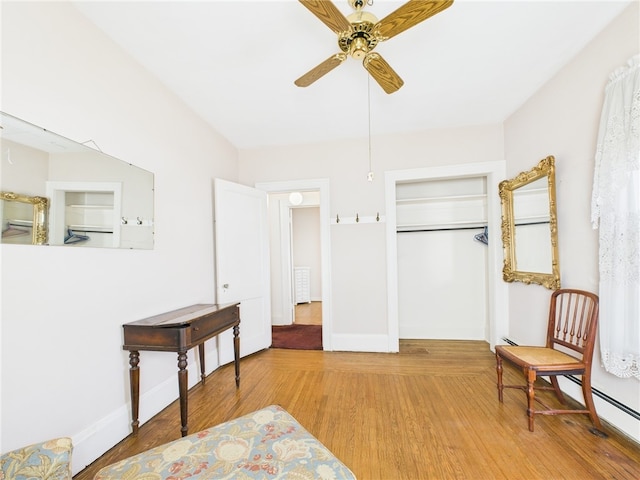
top-left (591, 54), bottom-right (640, 380)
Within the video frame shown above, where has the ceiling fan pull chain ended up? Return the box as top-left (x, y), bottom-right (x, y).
top-left (367, 75), bottom-right (374, 182)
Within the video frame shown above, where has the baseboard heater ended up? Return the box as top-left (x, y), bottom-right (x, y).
top-left (502, 337), bottom-right (640, 421)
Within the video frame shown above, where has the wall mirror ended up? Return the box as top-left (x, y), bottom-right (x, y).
top-left (499, 155), bottom-right (560, 289)
top-left (0, 112), bottom-right (154, 249)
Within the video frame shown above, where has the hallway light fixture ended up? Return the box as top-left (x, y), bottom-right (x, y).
top-left (289, 191), bottom-right (304, 205)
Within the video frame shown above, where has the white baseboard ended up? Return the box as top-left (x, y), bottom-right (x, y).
top-left (330, 333), bottom-right (390, 353)
top-left (71, 348), bottom-right (221, 475)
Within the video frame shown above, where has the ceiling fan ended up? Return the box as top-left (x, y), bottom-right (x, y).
top-left (295, 0), bottom-right (454, 94)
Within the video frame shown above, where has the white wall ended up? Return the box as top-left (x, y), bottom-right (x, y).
top-left (292, 207), bottom-right (322, 301)
top-left (398, 229), bottom-right (488, 339)
top-left (504, 2), bottom-right (639, 441)
top-left (0, 2), bottom-right (238, 472)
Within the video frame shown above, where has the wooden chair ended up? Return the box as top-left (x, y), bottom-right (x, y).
top-left (495, 289), bottom-right (603, 433)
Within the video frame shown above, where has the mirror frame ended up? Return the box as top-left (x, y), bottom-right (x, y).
top-left (1, 191), bottom-right (49, 245)
top-left (499, 155), bottom-right (560, 290)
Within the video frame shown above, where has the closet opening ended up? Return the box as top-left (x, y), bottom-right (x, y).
top-left (384, 162), bottom-right (508, 352)
top-left (396, 176), bottom-right (489, 340)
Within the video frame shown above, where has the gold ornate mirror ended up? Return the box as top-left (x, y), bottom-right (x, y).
top-left (499, 155), bottom-right (560, 289)
top-left (1, 191), bottom-right (48, 245)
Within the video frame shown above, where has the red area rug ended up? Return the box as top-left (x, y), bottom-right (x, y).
top-left (271, 324), bottom-right (323, 350)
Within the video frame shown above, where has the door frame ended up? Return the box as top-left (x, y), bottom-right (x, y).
top-left (255, 178), bottom-right (333, 350)
top-left (385, 162), bottom-right (508, 352)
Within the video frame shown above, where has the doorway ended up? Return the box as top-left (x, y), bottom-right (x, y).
top-left (255, 179), bottom-right (332, 350)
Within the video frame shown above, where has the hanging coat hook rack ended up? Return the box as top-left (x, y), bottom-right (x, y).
top-left (332, 213), bottom-right (386, 225)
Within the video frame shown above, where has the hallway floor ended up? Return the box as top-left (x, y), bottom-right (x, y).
top-left (295, 301), bottom-right (322, 325)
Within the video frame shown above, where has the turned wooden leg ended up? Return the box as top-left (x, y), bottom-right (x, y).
top-left (526, 368), bottom-right (536, 432)
top-left (128, 351), bottom-right (140, 435)
top-left (496, 353), bottom-right (504, 403)
top-left (177, 351), bottom-right (189, 437)
top-left (581, 375), bottom-right (603, 431)
top-left (198, 343), bottom-right (206, 384)
top-left (233, 324), bottom-right (240, 387)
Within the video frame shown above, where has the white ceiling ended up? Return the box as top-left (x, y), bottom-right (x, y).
top-left (72, 0), bottom-right (633, 150)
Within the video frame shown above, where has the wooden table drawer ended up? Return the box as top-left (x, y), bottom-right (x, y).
top-left (189, 306), bottom-right (239, 345)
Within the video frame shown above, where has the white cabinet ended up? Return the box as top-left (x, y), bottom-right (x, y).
top-left (294, 266), bottom-right (311, 304)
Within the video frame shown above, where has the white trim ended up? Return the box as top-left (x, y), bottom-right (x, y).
top-left (255, 179), bottom-right (333, 350)
top-left (385, 161), bottom-right (508, 352)
top-left (279, 200), bottom-right (294, 325)
top-left (70, 347), bottom-right (214, 475)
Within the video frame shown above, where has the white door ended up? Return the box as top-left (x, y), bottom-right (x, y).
top-left (214, 179), bottom-right (271, 363)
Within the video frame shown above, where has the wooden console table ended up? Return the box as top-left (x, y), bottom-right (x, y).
top-left (122, 303), bottom-right (240, 437)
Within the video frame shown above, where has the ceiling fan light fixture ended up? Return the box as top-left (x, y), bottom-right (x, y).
top-left (350, 36), bottom-right (369, 59)
top-left (295, 0), bottom-right (454, 93)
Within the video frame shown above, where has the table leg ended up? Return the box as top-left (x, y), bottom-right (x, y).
top-left (198, 343), bottom-right (206, 384)
top-left (233, 324), bottom-right (240, 387)
top-left (128, 351), bottom-right (140, 435)
top-left (177, 351), bottom-right (189, 437)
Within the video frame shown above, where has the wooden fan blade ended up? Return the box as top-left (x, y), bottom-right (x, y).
top-left (298, 0), bottom-right (352, 34)
top-left (376, 0), bottom-right (454, 40)
top-left (295, 53), bottom-right (347, 87)
top-left (363, 53), bottom-right (404, 94)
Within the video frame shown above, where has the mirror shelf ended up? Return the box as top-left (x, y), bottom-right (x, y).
top-left (499, 155), bottom-right (560, 290)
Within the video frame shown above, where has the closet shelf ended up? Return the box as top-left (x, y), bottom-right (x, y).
top-left (66, 204), bottom-right (114, 209)
top-left (396, 193), bottom-right (486, 205)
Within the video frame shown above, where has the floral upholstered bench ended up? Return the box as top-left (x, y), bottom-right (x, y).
top-left (0, 437), bottom-right (73, 480)
top-left (94, 405), bottom-right (356, 479)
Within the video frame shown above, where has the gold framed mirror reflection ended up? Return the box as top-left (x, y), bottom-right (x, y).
top-left (499, 155), bottom-right (560, 290)
top-left (1, 191), bottom-right (48, 245)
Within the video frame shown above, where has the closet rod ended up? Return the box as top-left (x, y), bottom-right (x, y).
top-left (515, 220), bottom-right (549, 226)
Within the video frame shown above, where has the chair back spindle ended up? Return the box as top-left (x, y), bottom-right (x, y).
top-left (547, 289), bottom-right (599, 359)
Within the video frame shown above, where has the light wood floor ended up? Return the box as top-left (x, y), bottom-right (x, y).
top-left (73, 340), bottom-right (640, 479)
top-left (294, 301), bottom-right (322, 325)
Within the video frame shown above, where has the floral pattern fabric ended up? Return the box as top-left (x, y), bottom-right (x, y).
top-left (94, 405), bottom-right (356, 479)
top-left (0, 437), bottom-right (72, 480)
